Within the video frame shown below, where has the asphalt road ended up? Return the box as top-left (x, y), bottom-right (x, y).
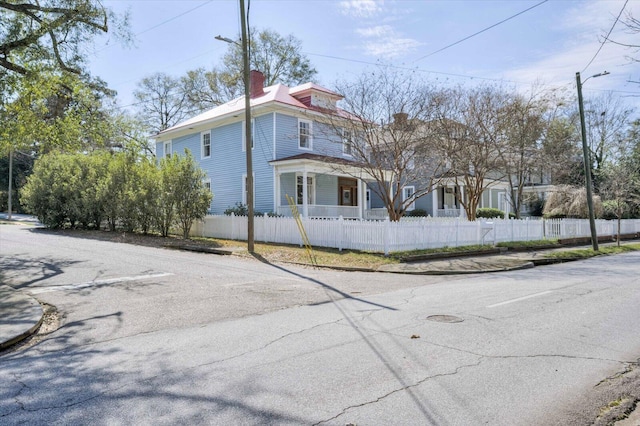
top-left (1, 224), bottom-right (639, 425)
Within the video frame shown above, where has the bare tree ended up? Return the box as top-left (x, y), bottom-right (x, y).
top-left (222, 28), bottom-right (317, 96)
top-left (180, 67), bottom-right (236, 113)
top-left (133, 73), bottom-right (194, 135)
top-left (581, 92), bottom-right (633, 191)
top-left (499, 89), bottom-right (547, 218)
top-left (322, 67), bottom-right (447, 221)
top-left (432, 85), bottom-right (510, 221)
top-left (600, 160), bottom-right (640, 244)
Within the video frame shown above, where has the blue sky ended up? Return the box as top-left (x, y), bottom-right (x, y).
top-left (91, 0), bottom-right (640, 111)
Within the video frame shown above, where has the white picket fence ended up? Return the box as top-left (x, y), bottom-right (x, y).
top-left (191, 215), bottom-right (640, 255)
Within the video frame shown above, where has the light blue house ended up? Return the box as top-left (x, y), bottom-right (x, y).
top-left (154, 71), bottom-right (380, 219)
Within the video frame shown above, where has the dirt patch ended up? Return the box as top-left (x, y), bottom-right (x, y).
top-left (38, 228), bottom-right (223, 250)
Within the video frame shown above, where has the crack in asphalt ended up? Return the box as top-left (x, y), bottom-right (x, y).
top-left (1, 380), bottom-right (132, 416)
top-left (312, 358), bottom-right (485, 425)
top-left (1, 375), bottom-right (28, 418)
top-left (595, 359), bottom-right (640, 387)
top-left (2, 319), bottom-right (346, 416)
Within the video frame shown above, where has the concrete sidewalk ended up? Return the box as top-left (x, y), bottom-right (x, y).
top-left (0, 285), bottom-right (43, 351)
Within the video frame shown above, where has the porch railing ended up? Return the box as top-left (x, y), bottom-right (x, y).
top-left (436, 208), bottom-right (462, 218)
top-left (277, 204), bottom-right (361, 219)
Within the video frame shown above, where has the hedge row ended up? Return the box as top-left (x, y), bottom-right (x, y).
top-left (21, 150), bottom-right (212, 238)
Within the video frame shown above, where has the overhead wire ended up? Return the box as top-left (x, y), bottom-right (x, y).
top-left (413, 0), bottom-right (549, 63)
top-left (109, 0), bottom-right (640, 113)
top-left (581, 0), bottom-right (629, 73)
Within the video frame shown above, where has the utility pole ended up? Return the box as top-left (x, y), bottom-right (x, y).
top-left (576, 71), bottom-right (608, 252)
top-left (7, 149), bottom-right (13, 220)
top-left (240, 0), bottom-right (254, 253)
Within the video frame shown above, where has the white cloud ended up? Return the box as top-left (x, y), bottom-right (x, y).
top-left (339, 0), bottom-right (384, 18)
top-left (504, 0), bottom-right (640, 95)
top-left (355, 24), bottom-right (421, 58)
top-left (362, 37), bottom-right (422, 58)
top-left (355, 25), bottom-right (393, 38)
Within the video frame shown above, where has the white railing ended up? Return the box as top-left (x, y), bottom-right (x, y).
top-left (364, 208), bottom-right (389, 220)
top-left (436, 208), bottom-right (462, 218)
top-left (190, 216), bottom-right (640, 255)
top-left (276, 204), bottom-right (361, 219)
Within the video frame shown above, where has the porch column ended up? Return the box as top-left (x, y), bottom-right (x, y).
top-left (302, 170), bottom-right (309, 218)
top-left (431, 185), bottom-right (438, 217)
top-left (274, 171), bottom-right (281, 215)
top-left (459, 185), bottom-right (465, 218)
top-left (357, 179), bottom-right (364, 219)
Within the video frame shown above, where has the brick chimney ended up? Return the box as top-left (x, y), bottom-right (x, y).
top-left (250, 70), bottom-right (265, 98)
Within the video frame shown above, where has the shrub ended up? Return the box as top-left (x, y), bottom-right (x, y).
top-left (406, 209), bottom-right (427, 217)
top-left (476, 208), bottom-right (505, 219)
top-left (224, 202), bottom-right (248, 216)
top-left (21, 150), bottom-right (211, 237)
top-left (171, 150), bottom-right (213, 239)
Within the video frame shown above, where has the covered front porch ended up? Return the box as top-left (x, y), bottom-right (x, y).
top-left (270, 154), bottom-right (384, 219)
top-left (430, 179), bottom-right (513, 218)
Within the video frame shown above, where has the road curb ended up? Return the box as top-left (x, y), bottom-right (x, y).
top-left (0, 286), bottom-right (44, 351)
top-left (376, 260), bottom-right (535, 275)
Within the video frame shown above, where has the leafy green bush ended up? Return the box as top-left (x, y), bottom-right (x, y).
top-left (224, 202), bottom-right (249, 216)
top-left (171, 150), bottom-right (213, 239)
top-left (21, 149), bottom-right (211, 238)
top-left (476, 208), bottom-right (505, 219)
top-left (406, 209), bottom-right (427, 217)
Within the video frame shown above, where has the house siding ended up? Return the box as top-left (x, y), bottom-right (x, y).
top-left (253, 113), bottom-right (275, 213)
top-left (414, 192), bottom-right (433, 215)
top-left (316, 175), bottom-right (337, 205)
top-left (275, 113), bottom-right (302, 159)
top-left (280, 173), bottom-right (296, 206)
top-left (147, 114), bottom-right (277, 215)
top-left (204, 122), bottom-right (244, 214)
top-left (274, 113), bottom-right (350, 161)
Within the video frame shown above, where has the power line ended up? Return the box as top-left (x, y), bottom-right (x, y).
top-left (413, 0), bottom-right (549, 63)
top-left (304, 51), bottom-right (523, 85)
top-left (581, 0), bottom-right (629, 73)
top-left (136, 1), bottom-right (214, 36)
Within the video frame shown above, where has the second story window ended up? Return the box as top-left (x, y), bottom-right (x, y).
top-left (299, 119), bottom-right (312, 150)
top-left (201, 132), bottom-right (211, 159)
top-left (164, 141), bottom-right (172, 158)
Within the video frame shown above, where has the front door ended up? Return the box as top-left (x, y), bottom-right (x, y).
top-left (339, 177), bottom-right (358, 206)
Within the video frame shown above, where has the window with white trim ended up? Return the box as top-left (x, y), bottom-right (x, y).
top-left (163, 141), bottom-right (172, 158)
top-left (296, 175), bottom-right (315, 205)
top-left (242, 173), bottom-right (255, 206)
top-left (203, 178), bottom-right (211, 193)
top-left (242, 119), bottom-right (255, 152)
top-left (342, 128), bottom-right (353, 156)
top-left (403, 186), bottom-right (416, 211)
top-left (298, 119), bottom-right (312, 150)
top-left (201, 132), bottom-right (211, 159)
